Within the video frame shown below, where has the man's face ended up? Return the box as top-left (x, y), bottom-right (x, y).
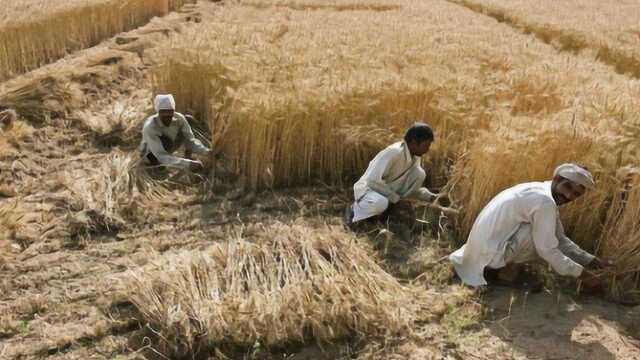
top-left (408, 140), bottom-right (431, 157)
top-left (551, 176), bottom-right (586, 206)
top-left (158, 109), bottom-right (174, 127)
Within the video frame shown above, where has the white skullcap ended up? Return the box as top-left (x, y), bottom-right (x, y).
top-left (553, 163), bottom-right (595, 189)
top-left (154, 94), bottom-right (176, 112)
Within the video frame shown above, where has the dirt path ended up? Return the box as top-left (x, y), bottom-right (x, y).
top-left (471, 289), bottom-right (640, 359)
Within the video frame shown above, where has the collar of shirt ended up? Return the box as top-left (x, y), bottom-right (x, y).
top-left (153, 115), bottom-right (179, 128)
top-left (543, 180), bottom-right (559, 207)
top-left (401, 140), bottom-right (419, 164)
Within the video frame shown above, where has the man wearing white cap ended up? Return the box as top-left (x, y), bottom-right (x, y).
top-left (449, 163), bottom-right (613, 290)
top-left (139, 94), bottom-right (211, 171)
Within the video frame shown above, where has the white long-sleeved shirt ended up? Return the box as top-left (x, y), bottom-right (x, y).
top-left (449, 181), bottom-right (595, 287)
top-left (353, 141), bottom-right (434, 204)
top-left (139, 112), bottom-right (210, 170)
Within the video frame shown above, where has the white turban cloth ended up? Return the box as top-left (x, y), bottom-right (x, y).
top-left (154, 94), bottom-right (176, 112)
top-left (553, 163), bottom-right (595, 189)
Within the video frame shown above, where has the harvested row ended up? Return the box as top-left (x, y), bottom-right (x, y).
top-left (0, 2), bottom-right (214, 276)
top-left (449, 0), bottom-right (640, 78)
top-left (0, 0), bottom-right (195, 80)
top-left (125, 222), bottom-right (440, 358)
top-left (152, 0), bottom-right (640, 301)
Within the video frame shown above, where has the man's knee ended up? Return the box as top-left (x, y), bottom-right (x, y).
top-left (507, 224), bottom-right (536, 264)
top-left (369, 194), bottom-right (390, 215)
top-left (352, 192), bottom-right (390, 223)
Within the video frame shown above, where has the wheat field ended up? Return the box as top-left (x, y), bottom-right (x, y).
top-left (0, 0), bottom-right (195, 80)
top-left (152, 0), bottom-right (640, 302)
top-left (2, 0), bottom-right (640, 358)
top-left (451, 0), bottom-right (640, 77)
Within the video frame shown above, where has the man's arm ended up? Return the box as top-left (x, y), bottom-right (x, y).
top-left (143, 123), bottom-right (198, 170)
top-left (364, 148), bottom-right (401, 203)
top-left (179, 114), bottom-right (210, 155)
top-left (531, 203), bottom-right (584, 278)
top-left (556, 218), bottom-right (595, 267)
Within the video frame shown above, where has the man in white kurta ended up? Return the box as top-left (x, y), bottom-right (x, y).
top-left (449, 163), bottom-right (611, 287)
top-left (139, 94), bottom-right (211, 171)
top-left (346, 123), bottom-right (437, 233)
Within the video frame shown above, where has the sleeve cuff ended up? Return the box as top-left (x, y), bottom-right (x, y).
top-left (568, 263), bottom-right (584, 278)
top-left (583, 253), bottom-right (596, 266)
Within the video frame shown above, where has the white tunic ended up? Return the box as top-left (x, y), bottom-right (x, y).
top-left (352, 141), bottom-right (433, 221)
top-left (449, 181), bottom-right (595, 287)
top-left (139, 112), bottom-right (209, 170)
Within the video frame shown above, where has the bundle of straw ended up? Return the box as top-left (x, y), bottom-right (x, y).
top-left (126, 222), bottom-right (424, 357)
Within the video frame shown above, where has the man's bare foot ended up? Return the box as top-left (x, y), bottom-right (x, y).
top-left (489, 264), bottom-right (543, 293)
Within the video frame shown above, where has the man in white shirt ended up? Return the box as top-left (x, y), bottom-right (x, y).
top-left (449, 163), bottom-right (613, 290)
top-left (345, 123), bottom-right (438, 240)
top-left (139, 94), bottom-right (211, 171)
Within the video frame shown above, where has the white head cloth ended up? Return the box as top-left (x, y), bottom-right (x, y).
top-left (553, 163), bottom-right (595, 189)
top-left (154, 94), bottom-right (176, 112)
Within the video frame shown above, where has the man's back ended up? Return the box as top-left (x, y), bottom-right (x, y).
top-left (451, 181), bottom-right (557, 286)
top-left (472, 181), bottom-right (555, 239)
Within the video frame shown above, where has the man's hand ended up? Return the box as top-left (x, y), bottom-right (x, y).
top-left (189, 160), bottom-right (204, 172)
top-left (578, 269), bottom-right (602, 289)
top-left (417, 189), bottom-right (437, 203)
top-left (410, 189), bottom-right (460, 215)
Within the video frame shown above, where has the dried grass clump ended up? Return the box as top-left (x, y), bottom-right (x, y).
top-left (58, 152), bottom-right (168, 237)
top-left (0, 0), bottom-right (196, 80)
top-left (0, 110), bottom-right (33, 158)
top-left (0, 200), bottom-right (24, 230)
top-left (79, 98), bottom-right (148, 146)
top-left (0, 201), bottom-right (26, 268)
top-left (0, 75), bottom-right (82, 123)
top-left (126, 222), bottom-right (428, 357)
top-left (2, 153), bottom-right (176, 250)
top-left (0, 109), bottom-right (17, 130)
top-left (0, 202), bottom-right (26, 255)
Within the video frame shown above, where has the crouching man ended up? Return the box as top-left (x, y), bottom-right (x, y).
top-left (449, 163), bottom-right (613, 291)
top-left (139, 94), bottom-right (211, 171)
top-left (345, 123), bottom-right (438, 241)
